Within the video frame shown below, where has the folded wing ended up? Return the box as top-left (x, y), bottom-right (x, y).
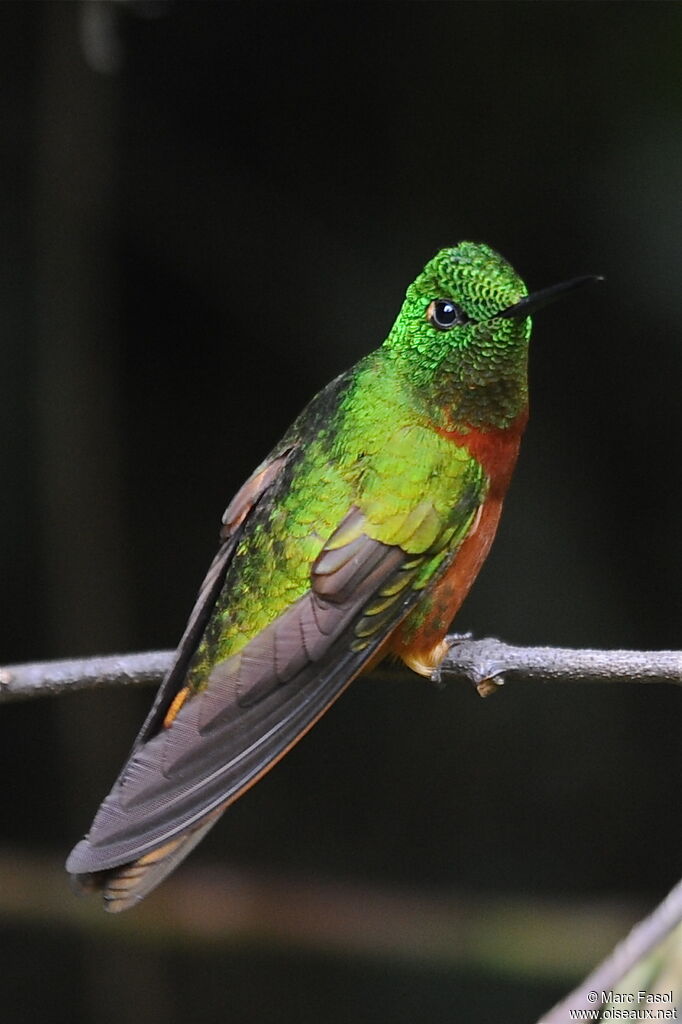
top-left (67, 484), bottom-right (442, 909)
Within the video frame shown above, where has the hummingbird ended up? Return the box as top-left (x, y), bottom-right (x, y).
top-left (67, 242), bottom-right (599, 911)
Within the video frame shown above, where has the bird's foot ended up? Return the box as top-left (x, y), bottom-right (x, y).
top-left (432, 633), bottom-right (506, 698)
top-left (473, 675), bottom-right (505, 699)
top-left (429, 633), bottom-right (473, 689)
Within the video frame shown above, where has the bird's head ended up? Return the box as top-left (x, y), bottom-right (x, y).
top-left (384, 241), bottom-right (599, 428)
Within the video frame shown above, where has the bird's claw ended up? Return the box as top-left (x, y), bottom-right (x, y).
top-left (431, 633), bottom-right (506, 698)
top-left (429, 632), bottom-right (473, 688)
top-left (474, 674), bottom-right (505, 698)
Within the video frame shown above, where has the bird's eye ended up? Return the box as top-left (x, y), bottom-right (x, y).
top-left (426, 298), bottom-right (468, 330)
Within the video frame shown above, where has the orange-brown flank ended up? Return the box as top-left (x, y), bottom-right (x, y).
top-left (388, 410), bottom-right (528, 675)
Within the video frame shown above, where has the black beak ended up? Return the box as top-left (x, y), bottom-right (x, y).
top-left (498, 275), bottom-right (603, 319)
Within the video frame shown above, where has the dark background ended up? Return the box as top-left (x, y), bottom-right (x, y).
top-left (1, 3), bottom-right (681, 1022)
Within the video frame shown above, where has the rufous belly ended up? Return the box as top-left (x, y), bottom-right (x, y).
top-left (388, 494), bottom-right (505, 676)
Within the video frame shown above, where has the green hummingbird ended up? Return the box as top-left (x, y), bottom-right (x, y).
top-left (67, 242), bottom-right (599, 911)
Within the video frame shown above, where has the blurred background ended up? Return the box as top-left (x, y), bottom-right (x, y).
top-left (1, 3), bottom-right (681, 1022)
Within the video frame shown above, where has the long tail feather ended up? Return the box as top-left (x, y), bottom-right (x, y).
top-left (73, 807), bottom-right (224, 913)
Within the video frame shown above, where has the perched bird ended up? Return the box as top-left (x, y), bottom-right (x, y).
top-left (67, 241), bottom-right (598, 910)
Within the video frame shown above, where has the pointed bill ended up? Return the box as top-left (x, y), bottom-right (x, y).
top-left (498, 275), bottom-right (603, 320)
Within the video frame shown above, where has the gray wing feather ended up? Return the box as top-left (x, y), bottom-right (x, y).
top-left (67, 513), bottom-right (422, 880)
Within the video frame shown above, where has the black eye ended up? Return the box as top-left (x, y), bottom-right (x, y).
top-left (427, 298), bottom-right (468, 330)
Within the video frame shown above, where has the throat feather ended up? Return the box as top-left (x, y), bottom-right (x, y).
top-left (434, 407), bottom-right (528, 495)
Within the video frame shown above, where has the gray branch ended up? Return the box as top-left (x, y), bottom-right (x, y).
top-left (0, 650), bottom-right (174, 702)
top-left (539, 875), bottom-right (682, 1023)
top-left (1, 638), bottom-right (681, 703)
top-left (2, 637), bottom-right (682, 1019)
top-left (438, 637), bottom-right (682, 696)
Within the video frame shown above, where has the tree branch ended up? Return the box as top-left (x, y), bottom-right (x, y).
top-left (438, 637), bottom-right (682, 696)
top-left (539, 875), bottom-right (682, 1022)
top-left (3, 640), bottom-right (682, 1018)
top-left (0, 650), bottom-right (174, 702)
top-left (1, 639), bottom-right (681, 703)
